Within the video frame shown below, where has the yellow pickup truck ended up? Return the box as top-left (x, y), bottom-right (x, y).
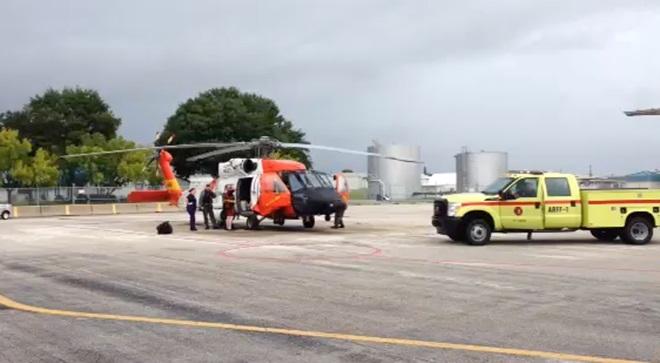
top-left (432, 172), bottom-right (659, 245)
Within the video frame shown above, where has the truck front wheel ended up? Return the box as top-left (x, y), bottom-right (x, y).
top-left (464, 219), bottom-right (491, 246)
top-left (621, 217), bottom-right (653, 245)
top-left (590, 229), bottom-right (620, 242)
top-left (446, 229), bottom-right (464, 242)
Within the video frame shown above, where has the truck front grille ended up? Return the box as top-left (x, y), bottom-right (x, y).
top-left (434, 199), bottom-right (448, 217)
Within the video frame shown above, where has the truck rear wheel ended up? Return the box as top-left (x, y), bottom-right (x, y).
top-left (590, 229), bottom-right (620, 242)
top-left (621, 217), bottom-right (653, 245)
top-left (464, 219), bottom-right (491, 246)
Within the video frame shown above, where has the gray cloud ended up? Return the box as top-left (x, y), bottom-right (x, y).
top-left (1, 0), bottom-right (659, 175)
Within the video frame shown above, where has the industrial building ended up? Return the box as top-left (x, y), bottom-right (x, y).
top-left (455, 150), bottom-right (508, 193)
top-left (367, 142), bottom-right (422, 200)
top-left (579, 171), bottom-right (660, 190)
top-left (621, 170), bottom-right (660, 189)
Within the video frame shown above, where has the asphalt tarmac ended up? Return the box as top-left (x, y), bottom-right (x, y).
top-left (0, 204), bottom-right (658, 362)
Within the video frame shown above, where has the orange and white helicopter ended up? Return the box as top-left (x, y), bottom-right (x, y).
top-left (64, 136), bottom-right (420, 229)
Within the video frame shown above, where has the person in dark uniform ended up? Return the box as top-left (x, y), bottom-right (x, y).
top-left (186, 188), bottom-right (198, 231)
top-left (200, 184), bottom-right (217, 229)
top-left (333, 203), bottom-right (346, 229)
top-left (332, 175), bottom-right (347, 229)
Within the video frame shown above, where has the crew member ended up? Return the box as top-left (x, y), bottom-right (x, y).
top-left (186, 188), bottom-right (198, 231)
top-left (333, 174), bottom-right (347, 229)
top-left (223, 185), bottom-right (236, 230)
top-left (201, 184), bottom-right (217, 229)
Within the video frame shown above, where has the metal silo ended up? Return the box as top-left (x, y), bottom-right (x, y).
top-left (455, 151), bottom-right (508, 193)
top-left (367, 142), bottom-right (421, 200)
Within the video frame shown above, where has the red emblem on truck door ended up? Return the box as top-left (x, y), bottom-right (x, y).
top-left (514, 207), bottom-right (523, 216)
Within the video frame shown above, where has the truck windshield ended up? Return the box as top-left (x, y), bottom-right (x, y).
top-left (482, 177), bottom-right (514, 195)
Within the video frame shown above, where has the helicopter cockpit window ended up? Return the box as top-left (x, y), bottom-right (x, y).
top-left (311, 171), bottom-right (333, 188)
top-left (283, 171), bottom-right (333, 190)
top-left (298, 173), bottom-right (320, 188)
top-left (261, 174), bottom-right (289, 194)
top-left (287, 174), bottom-right (304, 192)
top-left (273, 178), bottom-right (288, 193)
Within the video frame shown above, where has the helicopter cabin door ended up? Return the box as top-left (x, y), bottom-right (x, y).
top-left (254, 173), bottom-right (291, 216)
top-left (250, 174), bottom-right (260, 210)
top-left (235, 177), bottom-right (253, 214)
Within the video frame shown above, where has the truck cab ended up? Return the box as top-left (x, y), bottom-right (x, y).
top-left (432, 172), bottom-right (656, 245)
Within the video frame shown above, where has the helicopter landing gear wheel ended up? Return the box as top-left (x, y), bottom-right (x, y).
top-left (218, 209), bottom-right (227, 229)
top-left (303, 216), bottom-right (315, 228)
top-left (246, 214), bottom-right (260, 230)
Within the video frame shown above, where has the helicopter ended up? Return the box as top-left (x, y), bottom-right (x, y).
top-left (63, 136), bottom-right (421, 230)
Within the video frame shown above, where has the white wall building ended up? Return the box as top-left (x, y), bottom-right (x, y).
top-left (341, 172), bottom-right (368, 191)
top-left (421, 172), bottom-right (456, 194)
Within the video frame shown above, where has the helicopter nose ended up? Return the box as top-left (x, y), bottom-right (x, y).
top-left (303, 189), bottom-right (344, 214)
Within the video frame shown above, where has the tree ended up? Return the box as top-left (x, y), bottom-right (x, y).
top-left (268, 150), bottom-right (309, 163)
top-left (12, 149), bottom-right (60, 187)
top-left (0, 128), bottom-right (59, 187)
top-left (65, 134), bottom-right (156, 186)
top-left (159, 87), bottom-right (310, 177)
top-left (0, 128), bottom-right (32, 187)
top-left (0, 87), bottom-right (121, 155)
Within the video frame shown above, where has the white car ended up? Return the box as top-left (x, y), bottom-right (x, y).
top-left (1, 204), bottom-right (11, 220)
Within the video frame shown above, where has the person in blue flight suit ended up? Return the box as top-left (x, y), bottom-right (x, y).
top-left (186, 188), bottom-right (198, 231)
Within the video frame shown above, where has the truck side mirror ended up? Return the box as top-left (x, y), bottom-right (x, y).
top-left (500, 190), bottom-right (516, 200)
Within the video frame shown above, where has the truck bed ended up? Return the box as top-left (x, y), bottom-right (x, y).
top-left (580, 189), bottom-right (660, 228)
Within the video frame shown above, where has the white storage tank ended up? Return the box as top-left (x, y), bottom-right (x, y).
top-left (455, 151), bottom-right (508, 193)
top-left (367, 142), bottom-right (421, 200)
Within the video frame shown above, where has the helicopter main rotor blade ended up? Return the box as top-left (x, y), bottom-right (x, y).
top-left (62, 142), bottom-right (242, 158)
top-left (279, 143), bottom-right (423, 164)
top-left (186, 144), bottom-right (254, 162)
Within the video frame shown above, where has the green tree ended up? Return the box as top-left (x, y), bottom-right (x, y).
top-left (0, 128), bottom-right (32, 186)
top-left (268, 150), bottom-right (308, 163)
top-left (159, 87), bottom-right (310, 177)
top-left (66, 134), bottom-right (156, 186)
top-left (12, 149), bottom-right (60, 187)
top-left (0, 87), bottom-right (121, 155)
top-left (0, 128), bottom-right (59, 187)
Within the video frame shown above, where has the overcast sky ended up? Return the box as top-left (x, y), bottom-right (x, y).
top-left (2, 0), bottom-right (660, 175)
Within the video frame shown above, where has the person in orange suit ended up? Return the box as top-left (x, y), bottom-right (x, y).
top-left (223, 185), bottom-right (236, 230)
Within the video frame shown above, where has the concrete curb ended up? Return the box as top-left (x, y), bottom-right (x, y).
top-left (11, 202), bottom-right (181, 219)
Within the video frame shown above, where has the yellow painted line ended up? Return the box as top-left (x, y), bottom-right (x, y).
top-left (0, 294), bottom-right (645, 363)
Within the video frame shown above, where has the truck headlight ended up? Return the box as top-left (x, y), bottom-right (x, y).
top-left (447, 202), bottom-right (461, 217)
